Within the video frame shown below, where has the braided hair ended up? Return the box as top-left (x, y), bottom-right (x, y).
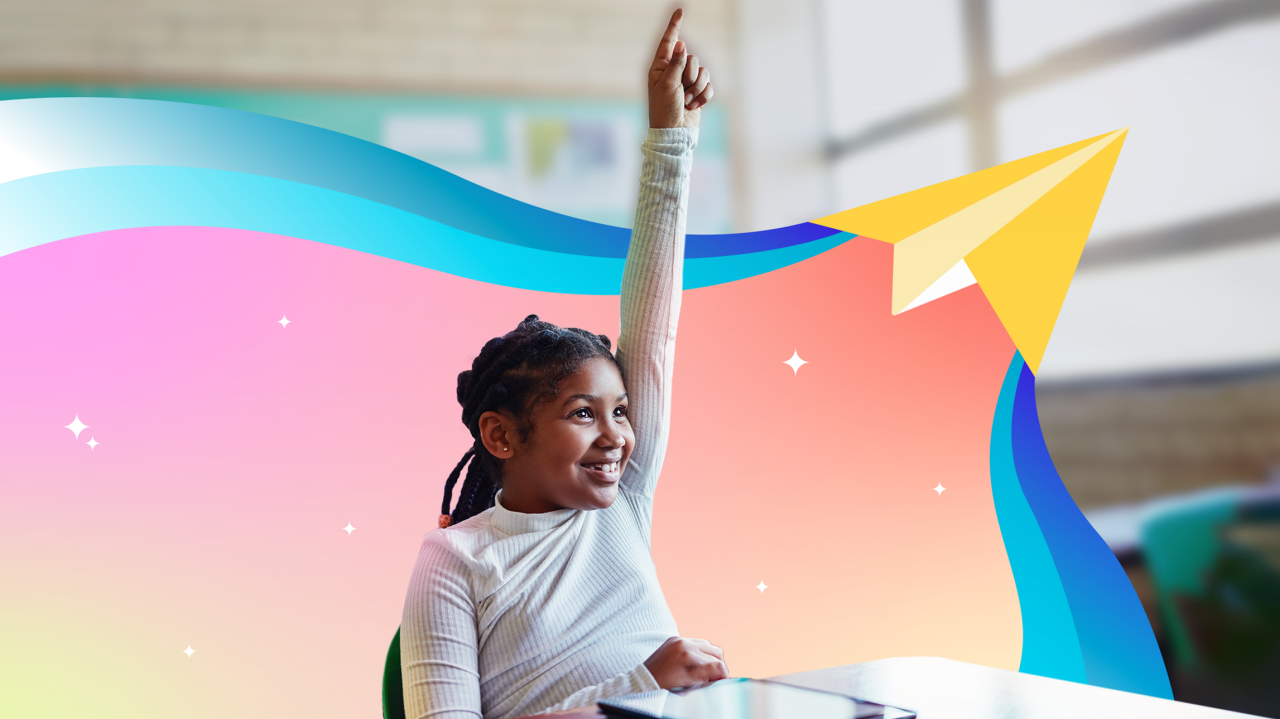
top-left (440, 314), bottom-right (618, 528)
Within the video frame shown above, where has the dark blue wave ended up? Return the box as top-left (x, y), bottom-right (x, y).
top-left (1010, 364), bottom-right (1173, 698)
top-left (0, 97), bottom-right (844, 259)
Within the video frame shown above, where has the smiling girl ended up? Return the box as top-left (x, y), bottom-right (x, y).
top-left (401, 10), bottom-right (725, 719)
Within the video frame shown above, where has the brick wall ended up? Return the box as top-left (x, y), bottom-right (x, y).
top-left (1038, 368), bottom-right (1280, 508)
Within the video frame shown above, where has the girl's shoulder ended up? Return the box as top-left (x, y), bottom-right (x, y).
top-left (418, 509), bottom-right (498, 561)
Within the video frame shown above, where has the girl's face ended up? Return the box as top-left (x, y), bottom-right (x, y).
top-left (499, 357), bottom-right (635, 513)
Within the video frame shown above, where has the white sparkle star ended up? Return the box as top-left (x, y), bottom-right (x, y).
top-left (87, 437), bottom-right (99, 449)
top-left (783, 350), bottom-right (808, 375)
top-left (344, 523), bottom-right (356, 535)
top-left (278, 315), bottom-right (291, 328)
top-left (64, 414), bottom-right (89, 439)
top-left (934, 483), bottom-right (947, 496)
top-left (183, 645), bottom-right (195, 658)
top-left (756, 581), bottom-right (769, 593)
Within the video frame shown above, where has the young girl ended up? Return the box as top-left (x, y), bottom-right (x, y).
top-left (401, 10), bottom-right (725, 718)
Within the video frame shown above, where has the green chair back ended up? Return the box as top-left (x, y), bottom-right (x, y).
top-left (383, 626), bottom-right (405, 719)
top-left (1139, 486), bottom-right (1246, 668)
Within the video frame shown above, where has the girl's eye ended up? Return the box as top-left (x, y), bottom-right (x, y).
top-left (572, 408), bottom-right (593, 419)
top-left (614, 406), bottom-right (628, 417)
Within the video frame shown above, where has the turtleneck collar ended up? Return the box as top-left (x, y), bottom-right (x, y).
top-left (490, 489), bottom-right (579, 535)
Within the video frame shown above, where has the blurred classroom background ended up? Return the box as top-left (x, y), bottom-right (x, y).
top-left (2, 0), bottom-right (1278, 714)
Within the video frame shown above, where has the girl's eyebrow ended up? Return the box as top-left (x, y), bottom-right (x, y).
top-left (562, 393), bottom-right (627, 406)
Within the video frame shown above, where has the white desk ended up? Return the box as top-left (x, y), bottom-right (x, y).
top-left (768, 656), bottom-right (1264, 719)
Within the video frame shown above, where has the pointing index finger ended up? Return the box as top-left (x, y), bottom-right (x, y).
top-left (654, 8), bottom-right (683, 63)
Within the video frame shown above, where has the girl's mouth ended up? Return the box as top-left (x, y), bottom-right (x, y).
top-left (579, 461), bottom-right (621, 482)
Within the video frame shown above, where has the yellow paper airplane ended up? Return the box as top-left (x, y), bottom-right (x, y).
top-left (813, 129), bottom-right (1127, 374)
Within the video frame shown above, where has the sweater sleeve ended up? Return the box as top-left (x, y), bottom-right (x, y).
top-left (529, 662), bottom-right (662, 715)
top-left (401, 533), bottom-right (483, 719)
top-left (615, 126), bottom-right (697, 503)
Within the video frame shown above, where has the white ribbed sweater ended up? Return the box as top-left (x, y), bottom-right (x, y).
top-left (401, 127), bottom-right (698, 719)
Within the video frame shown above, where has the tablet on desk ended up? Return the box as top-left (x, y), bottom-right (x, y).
top-left (597, 678), bottom-right (916, 719)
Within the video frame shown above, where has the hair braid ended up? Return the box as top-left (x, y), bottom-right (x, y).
top-left (453, 461), bottom-right (482, 524)
top-left (438, 449), bottom-right (475, 528)
top-left (437, 314), bottom-right (617, 528)
top-left (448, 447), bottom-right (503, 527)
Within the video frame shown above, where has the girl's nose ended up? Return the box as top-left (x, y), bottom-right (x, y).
top-left (600, 427), bottom-right (626, 448)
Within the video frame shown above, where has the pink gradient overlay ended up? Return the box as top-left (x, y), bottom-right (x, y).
top-left (0, 226), bottom-right (1019, 718)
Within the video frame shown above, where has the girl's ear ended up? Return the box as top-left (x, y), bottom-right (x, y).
top-left (477, 410), bottom-right (516, 458)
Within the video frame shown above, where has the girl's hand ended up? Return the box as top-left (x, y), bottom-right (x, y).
top-left (648, 9), bottom-right (714, 129)
top-left (643, 635), bottom-right (730, 689)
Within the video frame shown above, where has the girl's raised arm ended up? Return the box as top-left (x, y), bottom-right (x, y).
top-left (616, 9), bottom-right (711, 503)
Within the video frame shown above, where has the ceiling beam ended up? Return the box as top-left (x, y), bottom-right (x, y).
top-left (1078, 199), bottom-right (1280, 270)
